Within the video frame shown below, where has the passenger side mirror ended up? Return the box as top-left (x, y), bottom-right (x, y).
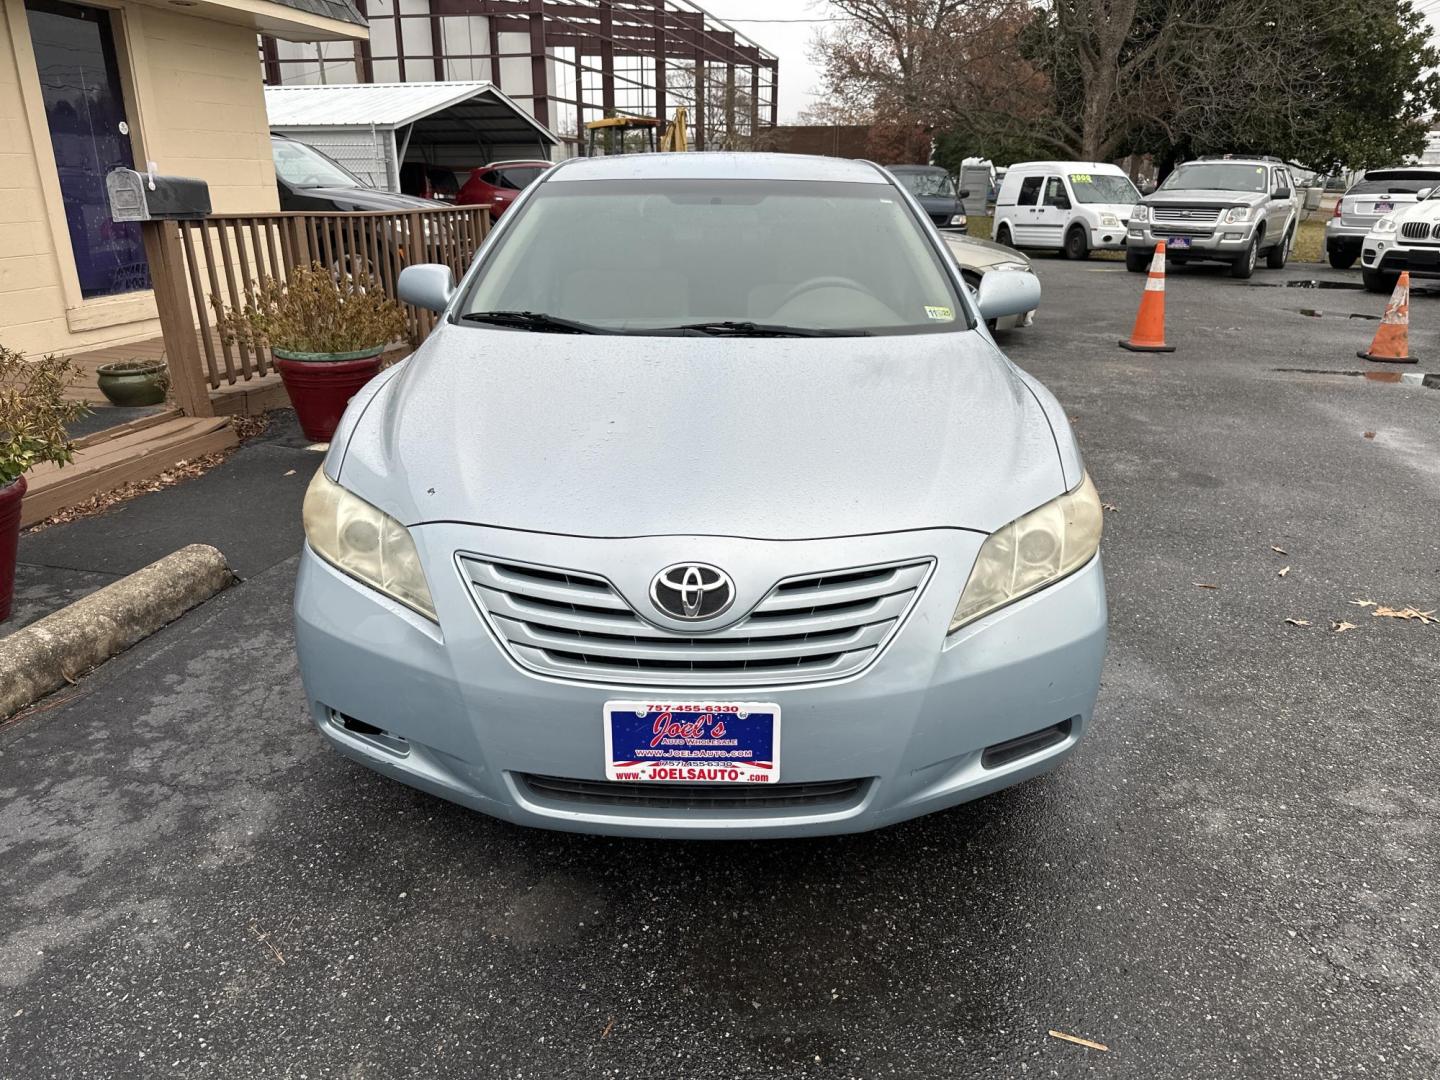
top-left (958, 189), bottom-right (970, 200)
top-left (397, 263), bottom-right (456, 312)
top-left (975, 269), bottom-right (1041, 321)
top-left (1419, 187), bottom-right (1433, 200)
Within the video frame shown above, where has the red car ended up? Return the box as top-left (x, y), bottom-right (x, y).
top-left (456, 159), bottom-right (551, 218)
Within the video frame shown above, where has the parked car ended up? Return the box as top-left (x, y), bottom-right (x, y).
top-left (1360, 186), bottom-right (1440, 292)
top-left (295, 152), bottom-right (1105, 839)
top-left (1127, 155), bottom-right (1301, 278)
top-left (943, 233), bottom-right (1037, 330)
top-left (270, 135), bottom-right (443, 213)
top-left (455, 159), bottom-right (551, 218)
top-left (991, 161), bottom-right (1140, 259)
top-left (1326, 167), bottom-right (1440, 269)
top-left (887, 165), bottom-right (968, 231)
top-left (399, 162), bottom-right (462, 203)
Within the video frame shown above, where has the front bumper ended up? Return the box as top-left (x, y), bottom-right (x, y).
top-left (1089, 225), bottom-right (1129, 251)
top-left (1127, 221), bottom-right (1256, 257)
top-left (1362, 240), bottom-right (1440, 278)
top-left (293, 525), bottom-right (1107, 838)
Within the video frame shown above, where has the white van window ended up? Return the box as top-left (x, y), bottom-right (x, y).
top-left (1017, 176), bottom-right (1043, 205)
top-left (1067, 173), bottom-right (1140, 204)
top-left (1043, 177), bottom-right (1069, 207)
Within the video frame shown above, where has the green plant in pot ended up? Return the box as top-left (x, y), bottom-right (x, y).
top-left (0, 346), bottom-right (88, 623)
top-left (214, 263), bottom-right (407, 441)
top-left (96, 357), bottom-right (170, 407)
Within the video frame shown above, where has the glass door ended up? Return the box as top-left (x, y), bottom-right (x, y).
top-left (26, 0), bottom-right (150, 298)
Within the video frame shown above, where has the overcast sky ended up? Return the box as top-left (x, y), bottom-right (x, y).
top-left (710, 0), bottom-right (838, 122)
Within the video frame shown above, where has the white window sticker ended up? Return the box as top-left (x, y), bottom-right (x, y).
top-left (925, 305), bottom-right (954, 321)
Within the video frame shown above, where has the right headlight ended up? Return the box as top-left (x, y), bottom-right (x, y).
top-left (1131, 204), bottom-right (1150, 223)
top-left (303, 468), bottom-right (438, 621)
top-left (1373, 216), bottom-right (1398, 234)
top-left (1224, 206), bottom-right (1252, 224)
top-left (949, 472), bottom-right (1103, 633)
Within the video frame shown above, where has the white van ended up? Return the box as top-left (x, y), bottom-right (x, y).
top-left (991, 162), bottom-right (1141, 259)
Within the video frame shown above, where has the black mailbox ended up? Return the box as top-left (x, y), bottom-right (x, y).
top-left (106, 168), bottom-right (211, 222)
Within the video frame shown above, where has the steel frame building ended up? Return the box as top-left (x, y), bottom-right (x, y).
top-left (262, 0), bottom-right (779, 155)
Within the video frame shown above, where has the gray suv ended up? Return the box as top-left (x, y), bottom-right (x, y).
top-left (1126, 156), bottom-right (1301, 278)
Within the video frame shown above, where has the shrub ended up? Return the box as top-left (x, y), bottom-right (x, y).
top-left (213, 263), bottom-right (408, 355)
top-left (0, 346), bottom-right (88, 487)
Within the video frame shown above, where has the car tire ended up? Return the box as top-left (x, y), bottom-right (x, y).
top-left (1362, 267), bottom-right (1397, 294)
top-left (1125, 248), bottom-right (1150, 273)
top-left (1063, 226), bottom-right (1090, 261)
top-left (996, 223), bottom-right (1014, 247)
top-left (1230, 237), bottom-right (1259, 279)
top-left (1266, 225), bottom-right (1294, 270)
top-left (1328, 249), bottom-right (1358, 270)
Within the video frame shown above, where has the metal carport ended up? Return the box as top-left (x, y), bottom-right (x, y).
top-left (264, 81), bottom-right (561, 194)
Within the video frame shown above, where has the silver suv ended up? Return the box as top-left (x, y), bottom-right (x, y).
top-left (1126, 156), bottom-right (1302, 278)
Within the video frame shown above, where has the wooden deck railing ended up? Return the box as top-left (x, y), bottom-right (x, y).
top-left (143, 205), bottom-right (490, 417)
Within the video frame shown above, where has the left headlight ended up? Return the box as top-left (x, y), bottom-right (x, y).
top-left (949, 473), bottom-right (1103, 633)
top-left (1100, 213), bottom-right (1120, 227)
top-left (1224, 206), bottom-right (1252, 224)
top-left (1373, 216), bottom-right (1398, 234)
top-left (303, 468), bottom-right (438, 621)
top-left (950, 214), bottom-right (967, 226)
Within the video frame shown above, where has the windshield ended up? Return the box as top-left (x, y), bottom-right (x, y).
top-left (1160, 163), bottom-right (1269, 193)
top-left (893, 170), bottom-right (957, 198)
top-left (459, 178), bottom-right (967, 335)
top-left (1068, 172), bottom-right (1140, 204)
top-left (271, 139), bottom-right (366, 190)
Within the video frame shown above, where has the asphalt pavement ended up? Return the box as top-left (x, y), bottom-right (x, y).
top-left (2, 256), bottom-right (1438, 1079)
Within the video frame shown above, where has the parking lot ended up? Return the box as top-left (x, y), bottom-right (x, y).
top-left (3, 254), bottom-right (1439, 1078)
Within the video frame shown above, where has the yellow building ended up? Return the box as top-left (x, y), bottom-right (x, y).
top-left (0, 0), bottom-right (366, 358)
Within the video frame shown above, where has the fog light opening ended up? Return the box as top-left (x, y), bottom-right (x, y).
top-left (981, 717), bottom-right (1075, 770)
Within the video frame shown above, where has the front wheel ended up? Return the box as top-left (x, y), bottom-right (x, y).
top-left (1230, 237), bottom-right (1258, 279)
top-left (1266, 225), bottom-right (1294, 269)
top-left (996, 223), bottom-right (1014, 248)
top-left (1328, 248), bottom-right (1358, 270)
top-left (1063, 227), bottom-right (1090, 261)
top-left (1125, 247), bottom-right (1150, 273)
top-left (1362, 266), bottom-right (1397, 294)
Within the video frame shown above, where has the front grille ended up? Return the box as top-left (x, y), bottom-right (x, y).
top-left (1151, 225), bottom-right (1215, 238)
top-left (520, 773), bottom-right (866, 811)
top-left (1150, 206), bottom-right (1221, 224)
top-left (460, 555), bottom-right (933, 687)
top-left (1400, 221), bottom-right (1432, 240)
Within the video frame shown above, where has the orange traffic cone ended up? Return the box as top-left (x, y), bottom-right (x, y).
top-left (1119, 243), bottom-right (1175, 352)
top-left (1358, 272), bottom-right (1416, 364)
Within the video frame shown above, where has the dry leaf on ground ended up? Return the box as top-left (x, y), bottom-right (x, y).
top-left (1284, 618), bottom-right (1311, 627)
top-left (1278, 566), bottom-right (1290, 578)
top-left (1363, 431), bottom-right (1376, 439)
top-left (1193, 582), bottom-right (1219, 590)
top-left (1349, 599), bottom-right (1377, 608)
top-left (1331, 620), bottom-right (1359, 634)
top-left (1371, 606), bottom-right (1437, 624)
top-left (1271, 545), bottom-right (1288, 555)
top-left (1048, 1030), bottom-right (1109, 1052)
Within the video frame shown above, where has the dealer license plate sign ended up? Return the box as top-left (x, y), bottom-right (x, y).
top-left (603, 701), bottom-right (780, 783)
top-left (1374, 200), bottom-right (1394, 213)
top-left (1167, 236), bottom-right (1191, 249)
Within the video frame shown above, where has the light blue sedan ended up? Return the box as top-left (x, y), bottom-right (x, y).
top-left (294, 152), bottom-right (1106, 838)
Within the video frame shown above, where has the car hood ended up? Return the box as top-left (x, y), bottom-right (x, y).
top-left (295, 185), bottom-right (442, 211)
top-left (1145, 188), bottom-right (1268, 208)
top-left (335, 324), bottom-right (1068, 539)
top-left (943, 234), bottom-right (1029, 270)
top-left (1390, 198), bottom-right (1440, 224)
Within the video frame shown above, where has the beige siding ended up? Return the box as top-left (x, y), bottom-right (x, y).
top-left (0, 1), bottom-right (279, 358)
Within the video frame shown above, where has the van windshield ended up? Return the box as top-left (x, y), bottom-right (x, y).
top-left (1068, 172), bottom-right (1140, 204)
top-left (460, 178), bottom-right (968, 335)
top-left (893, 170), bottom-right (957, 198)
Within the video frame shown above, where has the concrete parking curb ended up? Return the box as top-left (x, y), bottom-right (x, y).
top-left (0, 544), bottom-right (235, 719)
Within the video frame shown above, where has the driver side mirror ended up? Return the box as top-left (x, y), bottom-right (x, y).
top-left (976, 269), bottom-right (1041, 321)
top-left (958, 189), bottom-right (970, 199)
top-left (1419, 187), bottom-right (1433, 200)
top-left (398, 263), bottom-right (455, 312)
top-left (1272, 186), bottom-right (1291, 200)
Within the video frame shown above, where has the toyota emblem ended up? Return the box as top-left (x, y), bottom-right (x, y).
top-left (650, 563), bottom-right (734, 620)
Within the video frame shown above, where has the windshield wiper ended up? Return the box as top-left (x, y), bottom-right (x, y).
top-left (660, 320), bottom-right (870, 338)
top-left (460, 310), bottom-right (613, 334)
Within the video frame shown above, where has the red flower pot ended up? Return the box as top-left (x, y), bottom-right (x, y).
top-left (0, 474), bottom-right (27, 625)
top-left (273, 347), bottom-right (385, 442)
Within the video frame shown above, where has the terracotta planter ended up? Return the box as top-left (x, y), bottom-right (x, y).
top-left (97, 360), bottom-right (168, 407)
top-left (273, 346), bottom-right (385, 442)
top-left (0, 474), bottom-right (26, 625)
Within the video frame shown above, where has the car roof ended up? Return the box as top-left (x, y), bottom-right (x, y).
top-left (1362, 166), bottom-right (1440, 178)
top-left (546, 152), bottom-right (890, 185)
top-left (1005, 161), bottom-right (1126, 174)
top-left (887, 164), bottom-right (946, 173)
top-left (483, 159), bottom-right (552, 168)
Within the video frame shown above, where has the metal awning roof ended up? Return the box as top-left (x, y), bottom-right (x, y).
top-left (264, 82), bottom-right (560, 147)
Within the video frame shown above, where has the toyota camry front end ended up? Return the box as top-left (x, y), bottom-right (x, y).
top-left (293, 153), bottom-right (1107, 838)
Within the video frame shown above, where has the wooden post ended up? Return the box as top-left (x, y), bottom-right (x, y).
top-left (141, 221), bottom-right (213, 417)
